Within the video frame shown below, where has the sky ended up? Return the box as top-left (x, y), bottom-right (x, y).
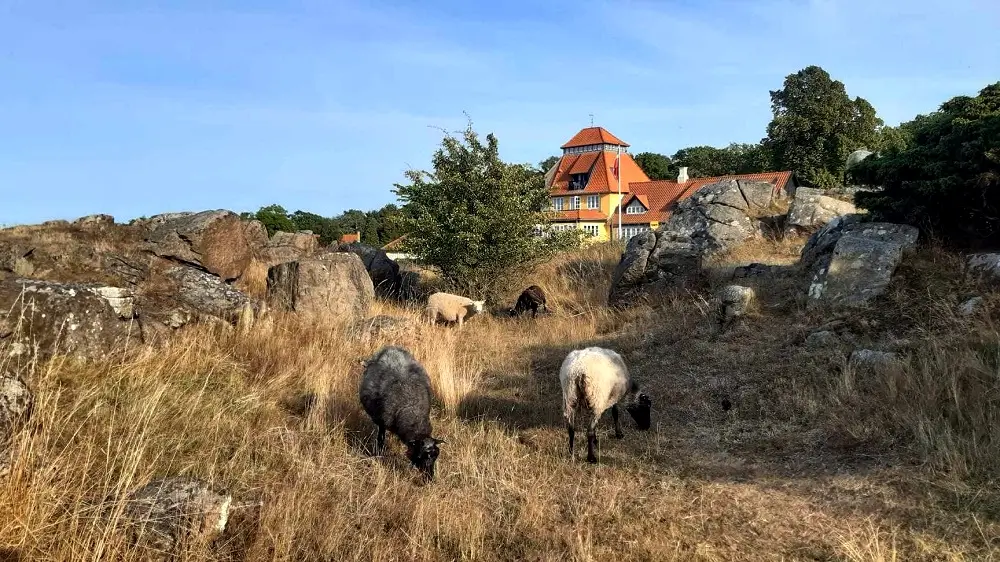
top-left (1, 0), bottom-right (998, 226)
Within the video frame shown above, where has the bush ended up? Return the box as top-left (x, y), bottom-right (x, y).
top-left (854, 82), bottom-right (1000, 248)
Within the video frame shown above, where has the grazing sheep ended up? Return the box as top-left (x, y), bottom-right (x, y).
top-left (359, 346), bottom-right (444, 479)
top-left (426, 292), bottom-right (486, 327)
top-left (511, 285), bottom-right (548, 318)
top-left (559, 346), bottom-right (652, 464)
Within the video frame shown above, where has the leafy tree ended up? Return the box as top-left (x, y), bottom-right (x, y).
top-left (538, 155), bottom-right (560, 173)
top-left (764, 65), bottom-right (883, 187)
top-left (854, 82), bottom-right (1000, 248)
top-left (253, 204), bottom-right (295, 236)
top-left (394, 122), bottom-right (559, 302)
top-left (373, 204), bottom-right (407, 246)
top-left (633, 152), bottom-right (674, 180)
top-left (289, 210), bottom-right (342, 245)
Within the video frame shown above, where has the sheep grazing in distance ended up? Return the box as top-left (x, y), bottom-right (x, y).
top-left (511, 285), bottom-right (548, 318)
top-left (359, 346), bottom-right (445, 480)
top-left (425, 291), bottom-right (486, 327)
top-left (559, 346), bottom-right (652, 464)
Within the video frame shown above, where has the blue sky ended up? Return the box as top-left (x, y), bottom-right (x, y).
top-left (2, 0), bottom-right (998, 225)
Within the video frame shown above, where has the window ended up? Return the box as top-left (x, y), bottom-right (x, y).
top-left (569, 173), bottom-right (589, 190)
top-left (582, 224), bottom-right (600, 238)
top-left (619, 225), bottom-right (651, 241)
top-left (570, 196), bottom-right (581, 210)
top-left (625, 200), bottom-right (646, 214)
top-left (586, 195), bottom-right (599, 209)
top-left (552, 197), bottom-right (565, 211)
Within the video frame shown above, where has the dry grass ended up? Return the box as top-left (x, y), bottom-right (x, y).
top-left (2, 241), bottom-right (1000, 560)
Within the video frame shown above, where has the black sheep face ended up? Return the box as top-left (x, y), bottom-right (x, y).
top-left (626, 393), bottom-right (652, 430)
top-left (407, 437), bottom-right (444, 479)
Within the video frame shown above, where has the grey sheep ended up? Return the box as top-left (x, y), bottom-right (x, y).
top-left (559, 346), bottom-right (652, 463)
top-left (359, 346), bottom-right (445, 479)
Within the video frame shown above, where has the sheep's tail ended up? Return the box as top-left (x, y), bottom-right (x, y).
top-left (574, 372), bottom-right (591, 412)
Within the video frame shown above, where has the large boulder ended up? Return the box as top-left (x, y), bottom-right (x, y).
top-left (124, 477), bottom-right (232, 557)
top-left (802, 219), bottom-right (919, 309)
top-left (266, 252), bottom-right (374, 323)
top-left (0, 278), bottom-right (140, 361)
top-left (335, 242), bottom-right (402, 298)
top-left (162, 266), bottom-right (253, 323)
top-left (144, 210), bottom-right (265, 281)
top-left (609, 231), bottom-right (702, 306)
top-left (264, 231), bottom-right (320, 267)
top-left (661, 179), bottom-right (778, 256)
top-left (785, 187), bottom-right (857, 234)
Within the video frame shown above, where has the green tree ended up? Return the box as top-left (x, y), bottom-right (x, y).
top-left (393, 122), bottom-right (557, 301)
top-left (538, 155), bottom-right (560, 173)
top-left (633, 152), bottom-right (674, 180)
top-left (289, 210), bottom-right (342, 245)
top-left (670, 146), bottom-right (732, 178)
top-left (252, 204), bottom-right (295, 236)
top-left (373, 204), bottom-right (407, 246)
top-left (764, 65), bottom-right (883, 188)
top-left (854, 82), bottom-right (1000, 248)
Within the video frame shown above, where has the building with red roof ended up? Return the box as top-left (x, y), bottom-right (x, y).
top-left (543, 127), bottom-right (796, 241)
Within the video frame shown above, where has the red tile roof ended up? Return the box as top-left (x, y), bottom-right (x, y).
top-left (382, 234), bottom-right (408, 251)
top-left (560, 127), bottom-right (629, 149)
top-left (339, 232), bottom-right (361, 244)
top-left (613, 171), bottom-right (794, 225)
top-left (549, 150), bottom-right (649, 195)
top-left (549, 209), bottom-right (608, 222)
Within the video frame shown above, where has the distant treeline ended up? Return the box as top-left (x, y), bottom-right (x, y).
top-left (240, 204), bottom-right (407, 247)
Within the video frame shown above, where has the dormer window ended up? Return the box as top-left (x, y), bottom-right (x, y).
top-left (625, 199), bottom-right (646, 214)
top-left (568, 173), bottom-right (589, 190)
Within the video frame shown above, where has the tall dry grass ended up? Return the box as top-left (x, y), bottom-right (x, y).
top-left (1, 241), bottom-right (999, 560)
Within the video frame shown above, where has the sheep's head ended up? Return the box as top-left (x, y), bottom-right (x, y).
top-left (406, 437), bottom-right (444, 479)
top-left (625, 391), bottom-right (652, 430)
top-left (471, 300), bottom-right (485, 314)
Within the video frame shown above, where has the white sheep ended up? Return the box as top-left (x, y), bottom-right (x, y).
top-left (425, 292), bottom-right (486, 328)
top-left (559, 346), bottom-right (652, 463)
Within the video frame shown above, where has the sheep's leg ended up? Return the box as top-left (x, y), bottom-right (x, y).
top-left (376, 425), bottom-right (386, 455)
top-left (564, 410), bottom-right (576, 457)
top-left (612, 404), bottom-right (624, 439)
top-left (586, 418), bottom-right (599, 464)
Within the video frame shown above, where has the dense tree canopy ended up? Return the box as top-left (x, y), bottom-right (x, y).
top-left (538, 155), bottom-right (560, 173)
top-left (633, 152), bottom-right (674, 180)
top-left (394, 123), bottom-right (574, 301)
top-left (764, 65), bottom-right (883, 187)
top-left (242, 202), bottom-right (406, 247)
top-left (854, 82), bottom-right (1000, 248)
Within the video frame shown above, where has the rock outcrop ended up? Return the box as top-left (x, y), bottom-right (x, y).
top-left (0, 278), bottom-right (140, 361)
top-left (663, 179), bottom-right (779, 255)
top-left (266, 252), bottom-right (374, 323)
top-left (785, 187), bottom-right (857, 234)
top-left (801, 216), bottom-right (919, 309)
top-left (265, 231), bottom-right (320, 267)
top-left (144, 210), bottom-right (265, 281)
top-left (967, 253), bottom-right (1000, 281)
top-left (0, 373), bottom-right (33, 477)
top-left (73, 214), bottom-right (115, 227)
top-left (336, 242), bottom-right (403, 298)
top-left (124, 477), bottom-right (232, 556)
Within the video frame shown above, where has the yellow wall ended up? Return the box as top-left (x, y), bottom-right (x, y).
top-left (601, 193), bottom-right (626, 216)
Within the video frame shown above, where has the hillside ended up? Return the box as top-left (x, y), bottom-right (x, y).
top-left (1, 214), bottom-right (999, 561)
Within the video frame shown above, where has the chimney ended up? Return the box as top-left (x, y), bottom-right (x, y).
top-left (677, 167), bottom-right (689, 183)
